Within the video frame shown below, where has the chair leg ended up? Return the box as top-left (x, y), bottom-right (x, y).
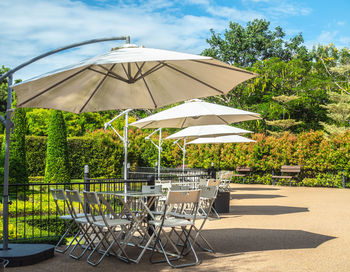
top-left (55, 221), bottom-right (77, 253)
top-left (69, 224), bottom-right (95, 260)
top-left (150, 225), bottom-right (199, 268)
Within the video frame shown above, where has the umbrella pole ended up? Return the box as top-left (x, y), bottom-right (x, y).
top-left (158, 128), bottom-right (162, 180)
top-left (124, 111), bottom-right (129, 192)
top-left (182, 139), bottom-right (187, 175)
top-left (2, 74), bottom-right (12, 250)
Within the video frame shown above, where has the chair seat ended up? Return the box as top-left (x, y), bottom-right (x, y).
top-left (149, 218), bottom-right (193, 227)
top-left (168, 212), bottom-right (205, 220)
top-left (93, 218), bottom-right (131, 227)
top-left (75, 215), bottom-right (103, 223)
top-left (60, 213), bottom-right (85, 220)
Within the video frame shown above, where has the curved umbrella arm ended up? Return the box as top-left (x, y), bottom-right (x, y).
top-left (0, 36), bottom-right (130, 83)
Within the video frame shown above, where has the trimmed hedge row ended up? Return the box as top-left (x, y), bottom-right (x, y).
top-left (1, 130), bottom-right (350, 183)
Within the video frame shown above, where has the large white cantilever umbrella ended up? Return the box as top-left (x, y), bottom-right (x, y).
top-left (131, 100), bottom-right (260, 177)
top-left (13, 45), bottom-right (257, 113)
top-left (167, 124), bottom-right (252, 172)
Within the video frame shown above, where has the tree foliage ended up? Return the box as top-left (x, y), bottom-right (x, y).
top-left (0, 108), bottom-right (29, 185)
top-left (202, 19), bottom-right (308, 67)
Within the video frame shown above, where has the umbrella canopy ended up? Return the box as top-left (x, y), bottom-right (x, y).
top-left (166, 124), bottom-right (252, 140)
top-left (131, 99), bottom-right (260, 129)
top-left (187, 135), bottom-right (256, 144)
top-left (13, 44), bottom-right (257, 113)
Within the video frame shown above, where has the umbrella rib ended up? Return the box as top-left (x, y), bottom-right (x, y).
top-left (133, 62), bottom-right (165, 82)
top-left (136, 62), bottom-right (157, 108)
top-left (180, 117), bottom-right (187, 128)
top-left (17, 66), bottom-right (89, 107)
top-left (96, 65), bottom-right (130, 83)
top-left (162, 63), bottom-right (225, 95)
top-left (89, 66), bottom-right (130, 83)
top-left (217, 115), bottom-right (230, 124)
top-left (191, 60), bottom-right (257, 75)
top-left (121, 63), bottom-right (130, 80)
top-left (132, 62), bottom-right (146, 79)
top-left (79, 64), bottom-right (116, 113)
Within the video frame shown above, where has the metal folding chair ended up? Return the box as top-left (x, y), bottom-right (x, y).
top-left (149, 190), bottom-right (201, 268)
top-left (84, 191), bottom-right (131, 266)
top-left (65, 190), bottom-right (98, 260)
top-left (50, 189), bottom-right (84, 253)
top-left (193, 186), bottom-right (218, 253)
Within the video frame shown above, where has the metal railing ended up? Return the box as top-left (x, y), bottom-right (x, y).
top-left (0, 178), bottom-right (149, 243)
top-left (128, 166), bottom-right (214, 182)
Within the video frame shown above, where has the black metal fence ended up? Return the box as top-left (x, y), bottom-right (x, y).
top-left (128, 166), bottom-right (214, 181)
top-left (1, 178), bottom-right (149, 243)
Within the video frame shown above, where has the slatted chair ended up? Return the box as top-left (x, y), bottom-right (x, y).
top-left (65, 190), bottom-right (99, 260)
top-left (50, 189), bottom-right (84, 253)
top-left (171, 186), bottom-right (218, 253)
top-left (84, 191), bottom-right (131, 266)
top-left (219, 172), bottom-right (234, 192)
top-left (149, 190), bottom-right (201, 268)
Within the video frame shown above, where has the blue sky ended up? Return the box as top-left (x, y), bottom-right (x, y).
top-left (1, 0), bottom-right (350, 80)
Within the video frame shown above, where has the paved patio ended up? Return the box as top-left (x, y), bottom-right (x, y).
top-left (8, 183), bottom-right (350, 272)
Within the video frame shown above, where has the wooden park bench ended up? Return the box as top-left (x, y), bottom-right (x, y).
top-left (272, 165), bottom-right (302, 186)
top-left (232, 166), bottom-right (253, 183)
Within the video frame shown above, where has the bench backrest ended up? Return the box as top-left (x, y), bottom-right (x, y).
top-left (236, 166), bottom-right (252, 172)
top-left (281, 165), bottom-right (301, 173)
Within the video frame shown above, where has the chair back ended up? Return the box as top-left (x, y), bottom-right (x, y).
top-left (198, 179), bottom-right (208, 187)
top-left (142, 185), bottom-right (162, 194)
top-left (51, 189), bottom-right (66, 201)
top-left (166, 190), bottom-right (200, 205)
top-left (207, 179), bottom-right (221, 187)
top-left (171, 184), bottom-right (191, 191)
top-left (200, 186), bottom-right (218, 199)
top-left (50, 189), bottom-right (68, 217)
top-left (65, 190), bottom-right (85, 219)
top-left (84, 191), bottom-right (118, 224)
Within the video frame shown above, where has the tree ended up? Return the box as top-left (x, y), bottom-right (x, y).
top-left (202, 19), bottom-right (308, 67)
top-left (0, 108), bottom-right (28, 185)
top-left (320, 92), bottom-right (350, 135)
top-left (44, 110), bottom-right (70, 183)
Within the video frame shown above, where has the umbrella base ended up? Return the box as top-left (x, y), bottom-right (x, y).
top-left (0, 243), bottom-right (54, 267)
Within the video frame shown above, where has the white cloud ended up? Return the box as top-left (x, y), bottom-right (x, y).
top-left (0, 0), bottom-right (227, 81)
top-left (206, 6), bottom-right (264, 21)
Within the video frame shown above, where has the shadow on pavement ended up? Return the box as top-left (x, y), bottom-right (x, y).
top-left (228, 205), bottom-right (309, 215)
top-left (230, 187), bottom-right (280, 191)
top-left (231, 194), bottom-right (285, 199)
top-left (200, 228), bottom-right (336, 255)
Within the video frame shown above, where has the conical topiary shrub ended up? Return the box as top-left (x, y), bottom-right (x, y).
top-left (44, 110), bottom-right (70, 183)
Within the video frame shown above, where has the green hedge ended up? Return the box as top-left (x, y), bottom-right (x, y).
top-left (1, 130), bottom-right (350, 183)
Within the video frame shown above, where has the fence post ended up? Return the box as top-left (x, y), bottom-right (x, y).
top-left (342, 170), bottom-right (346, 188)
top-left (84, 165), bottom-right (90, 213)
top-left (126, 163), bottom-right (130, 179)
top-left (209, 163), bottom-right (216, 179)
top-left (272, 169), bottom-right (275, 185)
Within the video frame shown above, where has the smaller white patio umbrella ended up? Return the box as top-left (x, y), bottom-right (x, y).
top-left (130, 99), bottom-right (260, 177)
top-left (187, 135), bottom-right (256, 144)
top-left (187, 135), bottom-right (256, 168)
top-left (167, 125), bottom-right (252, 171)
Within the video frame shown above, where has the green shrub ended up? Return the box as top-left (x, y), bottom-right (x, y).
top-left (0, 108), bottom-right (28, 185)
